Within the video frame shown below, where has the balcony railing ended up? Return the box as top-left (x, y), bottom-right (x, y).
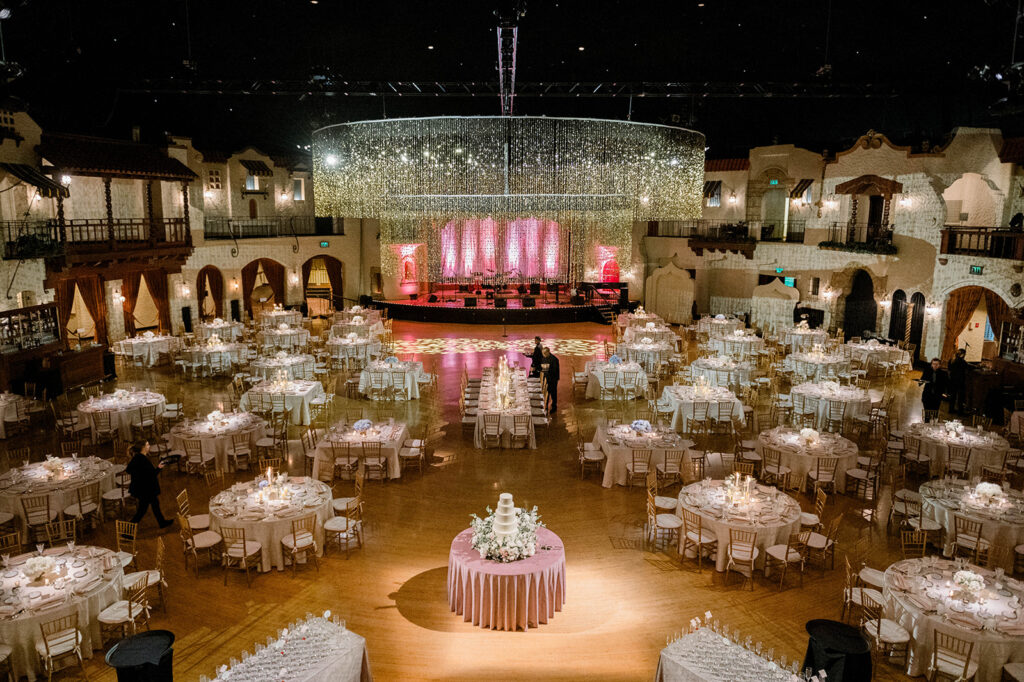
top-left (204, 216), bottom-right (341, 240)
top-left (1, 220), bottom-right (64, 259)
top-left (940, 226), bottom-right (1024, 261)
top-left (648, 219), bottom-right (806, 244)
top-left (63, 218), bottom-right (189, 255)
top-left (821, 222), bottom-right (896, 254)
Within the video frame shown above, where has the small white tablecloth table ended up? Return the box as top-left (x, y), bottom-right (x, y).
top-left (920, 480), bottom-right (1024, 569)
top-left (213, 616), bottom-right (373, 682)
top-left (473, 368), bottom-right (538, 449)
top-left (0, 546), bottom-right (124, 682)
top-left (618, 341), bottom-right (674, 369)
top-left (593, 425), bottom-right (691, 488)
top-left (789, 381), bottom-right (873, 429)
top-left (0, 394), bottom-right (29, 439)
top-left (331, 321), bottom-right (385, 340)
top-left (584, 360), bottom-right (647, 400)
top-left (358, 361), bottom-right (426, 401)
top-left (327, 336), bottom-right (380, 363)
top-left (167, 413), bottom-right (267, 472)
top-left (779, 327), bottom-right (828, 353)
top-left (883, 557), bottom-right (1024, 680)
top-left (756, 426), bottom-right (859, 493)
top-left (690, 357), bottom-right (754, 388)
top-left (655, 628), bottom-right (796, 682)
top-left (617, 311), bottom-right (663, 328)
top-left (76, 390), bottom-right (166, 442)
top-left (845, 340), bottom-right (910, 367)
top-left (251, 354), bottom-right (316, 381)
top-left (183, 343), bottom-right (247, 369)
top-left (623, 324), bottom-right (677, 346)
top-left (209, 477), bottom-right (333, 572)
top-left (709, 333), bottom-right (764, 358)
top-left (259, 328), bottom-right (311, 350)
top-left (196, 320), bottom-right (243, 341)
top-left (675, 480), bottom-right (802, 571)
top-left (447, 526), bottom-right (565, 631)
top-left (333, 307), bottom-right (381, 326)
top-left (259, 309), bottom-right (302, 328)
top-left (697, 317), bottom-right (744, 335)
top-left (312, 422), bottom-right (408, 480)
top-left (907, 422), bottom-right (1011, 478)
top-left (784, 352), bottom-right (850, 381)
top-left (660, 385), bottom-right (744, 433)
top-left (0, 458), bottom-right (116, 535)
top-left (240, 381), bottom-right (325, 425)
top-left (119, 334), bottom-right (181, 366)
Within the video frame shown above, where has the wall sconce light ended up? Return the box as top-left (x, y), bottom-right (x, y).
top-left (727, 193), bottom-right (738, 205)
top-left (898, 196), bottom-right (911, 207)
top-left (288, 272), bottom-right (300, 286)
top-left (926, 301), bottom-right (941, 316)
top-left (231, 278), bottom-right (239, 291)
top-left (113, 289), bottom-right (125, 305)
top-left (639, 195), bottom-right (650, 205)
top-left (31, 193), bottom-right (40, 203)
top-left (181, 284), bottom-right (191, 297)
top-left (203, 189), bottom-right (213, 199)
top-left (60, 175), bottom-right (72, 187)
top-left (879, 294), bottom-right (891, 308)
top-left (820, 286), bottom-right (836, 301)
top-left (824, 198), bottom-right (838, 209)
top-left (280, 190), bottom-right (289, 200)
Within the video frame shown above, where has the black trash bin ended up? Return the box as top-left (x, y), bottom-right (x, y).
top-left (802, 619), bottom-right (871, 682)
top-left (106, 630), bottom-right (175, 682)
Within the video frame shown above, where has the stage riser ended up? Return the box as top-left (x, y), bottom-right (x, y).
top-left (380, 302), bottom-right (603, 325)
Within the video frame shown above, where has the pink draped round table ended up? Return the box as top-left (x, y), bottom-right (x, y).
top-left (446, 527), bottom-right (566, 631)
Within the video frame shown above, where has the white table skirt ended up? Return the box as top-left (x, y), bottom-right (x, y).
top-left (77, 396), bottom-right (166, 442)
top-left (121, 336), bottom-right (181, 366)
top-left (697, 318), bottom-right (744, 335)
top-left (331, 322), bottom-right (384, 339)
top-left (623, 326), bottom-right (677, 346)
top-left (656, 628), bottom-right (793, 682)
top-left (167, 422), bottom-right (266, 472)
top-left (358, 365), bottom-right (424, 401)
top-left (661, 387), bottom-right (744, 433)
top-left (584, 362), bottom-right (648, 400)
top-left (259, 311), bottom-right (302, 328)
top-left (312, 424), bottom-right (408, 480)
top-left (259, 329), bottom-right (310, 350)
top-left (333, 309), bottom-right (381, 325)
top-left (240, 382), bottom-right (325, 425)
top-left (0, 551), bottom-right (123, 682)
top-left (593, 429), bottom-right (693, 488)
top-left (328, 340), bottom-right (380, 362)
top-left (0, 462), bottom-right (116, 535)
top-left (780, 329), bottom-right (828, 353)
top-left (920, 481), bottom-right (1024, 571)
top-left (474, 410), bottom-right (537, 449)
top-left (196, 323), bottom-right (243, 340)
top-left (0, 396), bottom-right (27, 439)
top-left (184, 346), bottom-right (247, 367)
top-left (690, 362), bottom-right (752, 388)
top-left (908, 425), bottom-right (1010, 478)
top-left (845, 343), bottom-right (910, 367)
top-left (789, 386), bottom-right (872, 430)
top-left (251, 355), bottom-right (316, 381)
top-left (709, 336), bottom-right (764, 358)
top-left (783, 355), bottom-right (850, 381)
top-left (756, 429), bottom-right (859, 493)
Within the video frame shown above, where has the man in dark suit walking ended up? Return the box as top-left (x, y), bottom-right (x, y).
top-left (540, 346), bottom-right (560, 414)
top-left (127, 441), bottom-right (173, 529)
top-left (523, 336), bottom-right (543, 377)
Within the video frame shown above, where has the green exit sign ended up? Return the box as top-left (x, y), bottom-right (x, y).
top-left (775, 267), bottom-right (784, 273)
top-left (769, 179), bottom-right (779, 186)
top-left (320, 240), bottom-right (330, 248)
top-left (970, 264), bottom-right (983, 275)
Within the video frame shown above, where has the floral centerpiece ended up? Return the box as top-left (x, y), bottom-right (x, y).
top-left (275, 350), bottom-right (289, 360)
top-left (953, 570), bottom-right (985, 601)
top-left (42, 455), bottom-right (64, 475)
top-left (346, 332), bottom-right (358, 341)
top-left (796, 319), bottom-right (810, 329)
top-left (607, 354), bottom-right (622, 365)
top-left (277, 322), bottom-right (290, 331)
top-left (732, 329), bottom-right (745, 337)
top-left (631, 419), bottom-right (653, 434)
top-left (351, 315), bottom-right (364, 325)
top-left (213, 317), bottom-right (224, 325)
top-left (635, 306), bottom-right (646, 315)
top-left (207, 334), bottom-right (222, 347)
top-left (799, 428), bottom-right (820, 446)
top-left (973, 482), bottom-right (1004, 505)
top-left (350, 305), bottom-right (362, 313)
top-left (385, 356), bottom-right (399, 365)
top-left (352, 419), bottom-right (372, 434)
top-left (945, 420), bottom-right (965, 437)
top-left (207, 409), bottom-right (225, 424)
top-left (646, 321), bottom-right (656, 330)
top-left (23, 556), bottom-right (56, 581)
top-left (640, 337), bottom-right (654, 345)
top-left (112, 389), bottom-right (129, 400)
top-left (470, 500), bottom-right (543, 563)
top-left (143, 330), bottom-right (155, 339)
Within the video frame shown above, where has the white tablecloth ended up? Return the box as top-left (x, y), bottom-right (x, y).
top-left (240, 381), bottom-right (325, 425)
top-left (920, 480), bottom-right (1024, 570)
top-left (675, 481), bottom-right (802, 571)
top-left (196, 321), bottom-right (243, 340)
top-left (617, 341), bottom-right (674, 369)
top-left (183, 344), bottom-right (247, 369)
top-left (259, 328), bottom-right (310, 350)
top-left (168, 415), bottom-right (266, 472)
top-left (0, 458), bottom-right (116, 534)
top-left (259, 310), bottom-right (302, 328)
top-left (0, 394), bottom-right (28, 440)
top-left (312, 423), bottom-right (408, 480)
top-left (331, 321), bottom-right (385, 340)
top-left (883, 557), bottom-right (1024, 680)
top-left (327, 337), bottom-right (380, 363)
top-left (593, 426), bottom-right (691, 488)
top-left (209, 478), bottom-right (333, 572)
top-left (0, 547), bottom-right (124, 682)
top-left (789, 381), bottom-right (873, 429)
top-left (119, 335), bottom-right (181, 366)
top-left (358, 362), bottom-right (426, 400)
top-left (334, 308), bottom-right (381, 326)
top-left (845, 341), bottom-right (910, 367)
top-left (690, 358), bottom-right (753, 388)
top-left (709, 334), bottom-right (764, 358)
top-left (251, 354), bottom-right (316, 381)
top-left (1011, 412), bottom-right (1024, 438)
top-left (907, 422), bottom-right (1010, 478)
top-left (76, 390), bottom-right (166, 441)
top-left (617, 312), bottom-right (663, 328)
top-left (661, 385), bottom-right (744, 433)
top-left (584, 361), bottom-right (647, 400)
top-left (756, 427), bottom-right (859, 493)
top-left (656, 628), bottom-right (795, 682)
top-left (779, 328), bottom-right (828, 353)
top-left (783, 353), bottom-right (849, 381)
top-left (473, 367), bottom-right (538, 449)
top-left (623, 325), bottom-right (677, 346)
top-left (697, 318), bottom-right (744, 335)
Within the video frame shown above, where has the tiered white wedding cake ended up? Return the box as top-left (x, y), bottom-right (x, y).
top-left (470, 492), bottom-right (544, 563)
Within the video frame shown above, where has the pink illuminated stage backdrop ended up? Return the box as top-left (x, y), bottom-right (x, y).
top-left (439, 218), bottom-right (567, 280)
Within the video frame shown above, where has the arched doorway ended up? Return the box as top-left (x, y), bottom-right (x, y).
top-left (196, 265), bottom-right (224, 320)
top-left (908, 292), bottom-right (926, 361)
top-left (301, 255), bottom-right (344, 317)
top-left (248, 199), bottom-right (258, 219)
top-left (940, 286), bottom-right (1014, 361)
top-left (889, 289), bottom-right (907, 341)
top-left (842, 269), bottom-right (877, 341)
top-left (761, 188), bottom-right (788, 235)
top-left (241, 258), bottom-right (285, 319)
top-left (601, 259), bottom-right (620, 282)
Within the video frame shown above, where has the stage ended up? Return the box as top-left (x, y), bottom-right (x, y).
top-left (378, 295), bottom-right (611, 324)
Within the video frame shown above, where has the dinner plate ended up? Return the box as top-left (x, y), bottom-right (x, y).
top-left (72, 560), bottom-right (84, 568)
top-left (28, 591), bottom-right (39, 599)
top-left (74, 569), bottom-right (86, 578)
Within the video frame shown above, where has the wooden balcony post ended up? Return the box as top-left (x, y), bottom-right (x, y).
top-left (181, 182), bottom-right (191, 246)
top-left (103, 177), bottom-right (114, 250)
top-left (56, 195), bottom-right (66, 243)
top-left (939, 228), bottom-right (951, 255)
top-left (146, 180), bottom-right (156, 248)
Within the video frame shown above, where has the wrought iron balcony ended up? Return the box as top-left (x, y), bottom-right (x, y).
top-left (1, 220), bottom-right (64, 260)
top-left (3, 218), bottom-right (192, 262)
top-left (204, 216), bottom-right (341, 240)
top-left (647, 219), bottom-right (805, 244)
top-left (940, 226), bottom-right (1024, 261)
top-left (820, 222), bottom-right (896, 254)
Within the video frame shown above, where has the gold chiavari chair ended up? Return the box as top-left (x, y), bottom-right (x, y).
top-left (930, 630), bottom-right (977, 681)
top-left (37, 612), bottom-right (86, 679)
top-left (221, 526), bottom-right (263, 587)
top-left (178, 513), bottom-right (222, 578)
top-left (764, 529), bottom-right (810, 590)
top-left (680, 507), bottom-right (717, 572)
top-left (900, 529), bottom-right (928, 559)
top-left (281, 514), bottom-right (319, 576)
top-left (725, 528), bottom-right (758, 590)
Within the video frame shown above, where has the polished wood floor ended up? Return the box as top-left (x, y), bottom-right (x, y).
top-left (4, 320), bottom-right (926, 681)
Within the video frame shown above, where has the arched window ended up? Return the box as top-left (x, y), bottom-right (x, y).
top-left (600, 259), bottom-right (620, 283)
top-left (888, 289), bottom-right (907, 341)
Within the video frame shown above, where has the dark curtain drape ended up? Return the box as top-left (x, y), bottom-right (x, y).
top-left (942, 286), bottom-right (984, 361)
top-left (142, 269), bottom-right (172, 334)
top-left (121, 271), bottom-right (142, 337)
top-left (324, 257), bottom-right (344, 310)
top-left (242, 261), bottom-right (258, 318)
top-left (55, 278), bottom-right (76, 347)
top-left (889, 290), bottom-right (907, 341)
top-left (301, 259), bottom-right (313, 304)
top-left (241, 259), bottom-right (285, 318)
top-left (983, 289), bottom-right (1012, 348)
top-left (78, 275), bottom-right (109, 347)
top-left (197, 266), bottom-right (223, 319)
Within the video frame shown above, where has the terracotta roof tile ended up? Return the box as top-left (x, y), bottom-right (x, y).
top-left (704, 158), bottom-right (750, 172)
top-left (38, 133), bottom-right (197, 180)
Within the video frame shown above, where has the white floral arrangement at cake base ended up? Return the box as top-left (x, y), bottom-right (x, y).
top-left (974, 482), bottom-right (1003, 504)
top-left (352, 419), bottom-right (372, 433)
top-left (277, 322), bottom-right (289, 331)
top-left (635, 306), bottom-right (645, 315)
top-left (797, 320), bottom-right (809, 329)
top-left (732, 329), bottom-right (744, 336)
top-left (799, 427), bottom-right (820, 445)
top-left (631, 419), bottom-right (653, 434)
top-left (945, 420), bottom-right (965, 436)
top-left (42, 456), bottom-right (64, 475)
top-left (715, 314), bottom-right (726, 320)
top-left (23, 556), bottom-right (55, 581)
top-left (953, 570), bottom-right (984, 594)
top-left (470, 499), bottom-right (543, 563)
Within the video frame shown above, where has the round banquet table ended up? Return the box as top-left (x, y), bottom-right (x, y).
top-left (618, 341), bottom-right (674, 369)
top-left (208, 478), bottom-right (333, 572)
top-left (756, 427), bottom-right (859, 493)
top-left (709, 334), bottom-right (764, 358)
top-left (789, 382), bottom-right (873, 430)
top-left (76, 390), bottom-right (166, 442)
top-left (258, 309), bottom-right (302, 328)
top-left (0, 457), bottom-right (116, 535)
top-left (844, 341), bottom-right (909, 368)
top-left (196, 321), bottom-right (243, 340)
top-left (920, 480), bottom-right (1024, 570)
top-left (447, 526), bottom-right (566, 631)
top-left (167, 414), bottom-right (266, 473)
top-left (690, 357), bottom-right (753, 388)
top-left (784, 353), bottom-right (850, 381)
top-left (801, 619), bottom-right (872, 682)
top-left (331, 321), bottom-right (385, 340)
top-left (119, 335), bottom-right (181, 367)
top-left (623, 325), bottom-right (677, 346)
top-left (780, 328), bottom-right (829, 353)
top-left (258, 328), bottom-right (310, 350)
top-left (183, 343), bottom-right (247, 368)
top-left (251, 354), bottom-right (315, 381)
top-left (0, 546), bottom-right (124, 682)
top-left (674, 480), bottom-right (802, 572)
top-left (592, 425), bottom-right (692, 488)
top-left (883, 557), bottom-right (1024, 680)
top-left (907, 422), bottom-right (1010, 478)
top-left (327, 337), bottom-right (380, 363)
top-left (697, 317), bottom-right (744, 335)
top-left (584, 361), bottom-right (647, 400)
top-left (660, 385), bottom-right (745, 434)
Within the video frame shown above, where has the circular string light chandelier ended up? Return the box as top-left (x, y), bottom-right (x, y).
top-left (313, 116), bottom-right (704, 283)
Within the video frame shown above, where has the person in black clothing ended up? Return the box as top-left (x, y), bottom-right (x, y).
top-left (126, 441), bottom-right (173, 529)
top-left (540, 346), bottom-right (560, 414)
top-left (523, 336), bottom-right (543, 377)
top-left (919, 357), bottom-right (948, 420)
top-left (947, 348), bottom-right (968, 414)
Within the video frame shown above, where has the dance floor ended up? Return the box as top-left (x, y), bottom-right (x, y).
top-left (15, 320), bottom-right (919, 681)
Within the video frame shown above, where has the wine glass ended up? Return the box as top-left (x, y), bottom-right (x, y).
top-left (35, 544), bottom-right (44, 556)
